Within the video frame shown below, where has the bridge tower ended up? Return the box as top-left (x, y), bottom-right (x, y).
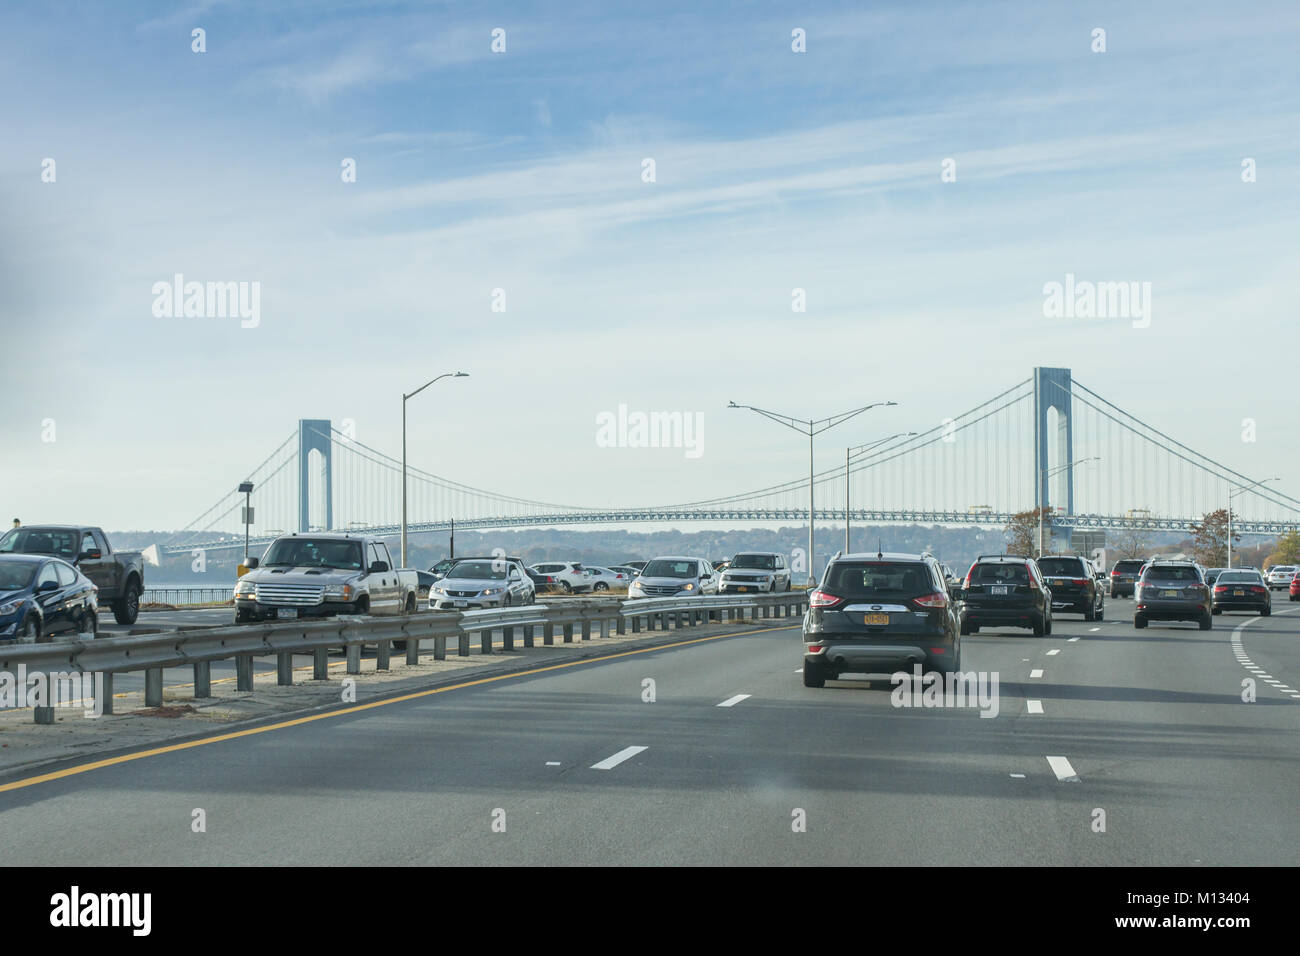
top-left (298, 419), bottom-right (333, 532)
top-left (1034, 368), bottom-right (1074, 548)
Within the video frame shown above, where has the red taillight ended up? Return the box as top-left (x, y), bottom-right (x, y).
top-left (1253, 586), bottom-right (1267, 595)
top-left (1214, 585), bottom-right (1227, 593)
top-left (1071, 578), bottom-right (1089, 586)
top-left (1110, 569), bottom-right (1119, 576)
top-left (808, 590), bottom-right (845, 609)
top-left (1026, 564), bottom-right (1040, 590)
top-left (806, 645), bottom-right (824, 653)
top-left (913, 592), bottom-right (948, 609)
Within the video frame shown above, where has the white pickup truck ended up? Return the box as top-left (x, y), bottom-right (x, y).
top-left (233, 533), bottom-right (418, 624)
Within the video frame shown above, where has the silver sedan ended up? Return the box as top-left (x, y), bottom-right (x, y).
top-left (429, 559), bottom-right (535, 610)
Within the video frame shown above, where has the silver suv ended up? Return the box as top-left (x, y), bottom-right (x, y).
top-left (1135, 561), bottom-right (1211, 630)
top-left (627, 556), bottom-right (718, 598)
top-left (1266, 565), bottom-right (1297, 591)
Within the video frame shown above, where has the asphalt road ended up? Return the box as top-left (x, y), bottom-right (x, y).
top-left (4, 597), bottom-right (1298, 865)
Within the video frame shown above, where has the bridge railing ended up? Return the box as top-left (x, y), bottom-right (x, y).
top-left (2, 592), bottom-right (808, 725)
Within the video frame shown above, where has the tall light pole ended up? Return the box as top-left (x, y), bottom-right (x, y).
top-left (728, 399), bottom-right (896, 586)
top-left (238, 481), bottom-right (254, 567)
top-left (402, 371), bottom-right (468, 567)
top-left (1227, 477), bottom-right (1279, 568)
top-left (845, 432), bottom-right (916, 551)
top-left (1038, 457), bottom-right (1100, 555)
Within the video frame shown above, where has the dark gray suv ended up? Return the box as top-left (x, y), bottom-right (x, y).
top-left (801, 552), bottom-right (959, 688)
top-left (1134, 561), bottom-right (1212, 630)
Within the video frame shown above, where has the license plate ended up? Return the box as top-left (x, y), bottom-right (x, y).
top-left (864, 613), bottom-right (889, 625)
top-left (1163, 589), bottom-right (1178, 597)
top-left (738, 586), bottom-right (749, 592)
top-left (455, 601), bottom-right (468, 608)
top-left (991, 585), bottom-right (1008, 595)
top-left (276, 608), bottom-right (298, 620)
top-left (1234, 590), bottom-right (1245, 596)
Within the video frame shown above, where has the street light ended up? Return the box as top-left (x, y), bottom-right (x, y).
top-left (1037, 457), bottom-right (1100, 555)
top-left (402, 371), bottom-right (469, 566)
top-left (1227, 477), bottom-right (1279, 568)
top-left (238, 481), bottom-right (254, 563)
top-left (845, 432), bottom-right (916, 550)
top-left (728, 399), bottom-right (897, 585)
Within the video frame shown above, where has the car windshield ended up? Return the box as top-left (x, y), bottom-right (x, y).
top-left (972, 563), bottom-right (1030, 585)
top-left (642, 560), bottom-right (697, 578)
top-left (0, 528), bottom-right (80, 558)
top-left (262, 538), bottom-right (364, 571)
top-left (1142, 566), bottom-right (1200, 582)
top-left (1037, 558), bottom-right (1084, 576)
top-left (1218, 572), bottom-right (1261, 584)
top-left (731, 554), bottom-right (777, 570)
top-left (446, 561), bottom-right (506, 580)
top-left (825, 562), bottom-right (932, 597)
top-left (0, 563), bottom-right (37, 590)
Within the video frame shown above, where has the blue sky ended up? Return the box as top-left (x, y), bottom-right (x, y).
top-left (2, 0), bottom-right (1298, 531)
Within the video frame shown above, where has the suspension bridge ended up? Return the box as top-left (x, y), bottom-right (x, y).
top-left (161, 368), bottom-right (1300, 556)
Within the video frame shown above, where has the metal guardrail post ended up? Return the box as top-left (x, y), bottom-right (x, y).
top-left (617, 615), bottom-right (626, 635)
top-left (236, 654), bottom-right (253, 691)
top-left (481, 627), bottom-right (493, 654)
top-left (523, 623), bottom-right (535, 648)
top-left (314, 648), bottom-right (329, 680)
top-left (346, 642), bottom-right (361, 674)
top-left (581, 618), bottom-right (591, 641)
top-left (631, 615), bottom-right (640, 633)
top-left (503, 625), bottom-right (515, 651)
top-left (563, 622), bottom-right (574, 643)
top-left (458, 630), bottom-right (470, 656)
top-left (406, 638), bottom-right (420, 665)
top-left (145, 667), bottom-right (163, 707)
top-left (194, 662), bottom-right (211, 698)
top-left (544, 622), bottom-right (555, 645)
top-left (377, 640), bottom-right (390, 671)
top-left (100, 673), bottom-right (114, 715)
top-left (34, 703), bottom-right (54, 724)
top-left (277, 652), bottom-right (293, 685)
top-left (435, 634), bottom-right (446, 660)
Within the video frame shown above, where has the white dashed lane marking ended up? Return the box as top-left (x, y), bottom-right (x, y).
top-left (1046, 649), bottom-right (1061, 656)
top-left (1030, 669), bottom-right (1044, 679)
top-left (1046, 756), bottom-right (1080, 782)
top-left (1027, 700), bottom-right (1044, 714)
top-left (717, 694), bottom-right (751, 707)
top-left (591, 746), bottom-right (648, 771)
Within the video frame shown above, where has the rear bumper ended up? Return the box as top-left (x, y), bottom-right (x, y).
top-left (1212, 599), bottom-right (1268, 611)
top-left (962, 606), bottom-right (1042, 626)
top-left (1135, 601), bottom-right (1209, 620)
top-left (805, 635), bottom-right (953, 670)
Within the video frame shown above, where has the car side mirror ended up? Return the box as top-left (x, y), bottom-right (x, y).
top-left (369, 561), bottom-right (389, 573)
top-left (38, 580), bottom-right (59, 592)
top-left (244, 557), bottom-right (260, 570)
top-left (79, 550), bottom-right (102, 560)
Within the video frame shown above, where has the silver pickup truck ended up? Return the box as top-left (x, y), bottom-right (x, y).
top-left (233, 533), bottom-right (418, 624)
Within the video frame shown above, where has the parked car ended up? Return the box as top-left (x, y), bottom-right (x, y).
top-left (1211, 569), bottom-right (1271, 616)
top-left (527, 568), bottom-right (560, 594)
top-left (626, 557), bottom-right (718, 598)
top-left (415, 570), bottom-right (439, 601)
top-left (1109, 558), bottom-right (1145, 598)
top-left (529, 561), bottom-right (591, 594)
top-left (719, 552), bottom-right (791, 594)
top-left (1266, 565), bottom-right (1297, 591)
top-left (620, 560), bottom-right (648, 573)
top-left (428, 558), bottom-right (457, 581)
top-left (1036, 554), bottom-right (1105, 621)
top-left (802, 551), bottom-right (959, 687)
top-left (234, 533), bottom-right (418, 623)
top-left (1135, 560), bottom-right (1211, 630)
top-left (0, 554), bottom-right (99, 642)
top-left (583, 566), bottom-right (628, 591)
top-left (609, 565), bottom-right (642, 579)
top-left (959, 555), bottom-right (1052, 636)
top-left (429, 558), bottom-right (535, 610)
top-left (0, 524), bottom-right (144, 625)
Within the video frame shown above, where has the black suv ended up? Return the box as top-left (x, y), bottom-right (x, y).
top-left (959, 555), bottom-right (1052, 636)
top-left (801, 552), bottom-right (959, 688)
top-left (1036, 554), bottom-right (1105, 621)
top-left (1134, 561), bottom-right (1212, 630)
top-left (1109, 558), bottom-right (1145, 598)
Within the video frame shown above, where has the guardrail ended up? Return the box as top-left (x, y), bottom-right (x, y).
top-left (141, 587), bottom-right (233, 606)
top-left (1, 592), bottom-right (807, 725)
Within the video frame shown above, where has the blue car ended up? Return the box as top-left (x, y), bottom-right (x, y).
top-left (0, 554), bottom-right (99, 643)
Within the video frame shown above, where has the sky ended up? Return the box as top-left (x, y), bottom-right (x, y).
top-left (2, 0), bottom-right (1298, 532)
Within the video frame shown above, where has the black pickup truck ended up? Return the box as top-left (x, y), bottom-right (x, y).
top-left (0, 525), bottom-right (145, 624)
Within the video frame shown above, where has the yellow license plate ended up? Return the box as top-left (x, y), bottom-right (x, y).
top-left (1163, 589), bottom-right (1178, 597)
top-left (1234, 590), bottom-right (1244, 596)
top-left (738, 586), bottom-right (749, 592)
top-left (864, 613), bottom-right (889, 625)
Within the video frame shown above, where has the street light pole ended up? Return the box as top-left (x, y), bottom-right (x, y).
top-left (238, 481), bottom-right (254, 564)
top-left (1227, 476), bottom-right (1279, 568)
top-left (402, 371), bottom-right (468, 567)
top-left (728, 399), bottom-right (897, 586)
top-left (845, 432), bottom-right (917, 551)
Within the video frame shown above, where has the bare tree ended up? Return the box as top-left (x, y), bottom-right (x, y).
top-left (1005, 508), bottom-right (1055, 556)
top-left (1111, 524), bottom-right (1156, 561)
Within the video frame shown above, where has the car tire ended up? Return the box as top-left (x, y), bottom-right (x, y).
top-left (1134, 615), bottom-right (1147, 629)
top-left (1199, 613), bottom-right (1213, 631)
top-left (560, 581), bottom-right (572, 594)
top-left (802, 660), bottom-right (828, 688)
top-left (79, 611), bottom-right (98, 639)
top-left (594, 582), bottom-right (608, 592)
top-left (1032, 615), bottom-right (1045, 637)
top-left (405, 594), bottom-right (417, 614)
top-left (1096, 603), bottom-right (1104, 621)
top-left (1262, 605), bottom-right (1271, 616)
top-left (1045, 614), bottom-right (1053, 635)
top-left (502, 592), bottom-right (513, 608)
top-left (1083, 603), bottom-right (1095, 622)
top-left (959, 619), bottom-right (971, 636)
top-left (19, 615), bottom-right (39, 643)
top-left (113, 580), bottom-right (141, 625)
top-left (1212, 607), bottom-right (1222, 615)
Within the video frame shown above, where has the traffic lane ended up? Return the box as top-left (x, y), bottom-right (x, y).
top-left (993, 608), bottom-right (1300, 865)
top-left (2, 620), bottom-right (1091, 865)
top-left (99, 606), bottom-right (234, 635)
top-left (1227, 605), bottom-right (1300, 701)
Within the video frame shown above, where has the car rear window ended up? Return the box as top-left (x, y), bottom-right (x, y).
top-left (1114, 560), bottom-right (1145, 572)
top-left (1218, 572), bottom-right (1261, 584)
top-left (1142, 565), bottom-right (1200, 582)
top-left (1037, 558), bottom-right (1085, 576)
top-left (971, 563), bottom-right (1030, 585)
top-left (825, 562), bottom-right (934, 598)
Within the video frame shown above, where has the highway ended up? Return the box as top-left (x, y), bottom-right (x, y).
top-left (3, 599), bottom-right (1298, 866)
